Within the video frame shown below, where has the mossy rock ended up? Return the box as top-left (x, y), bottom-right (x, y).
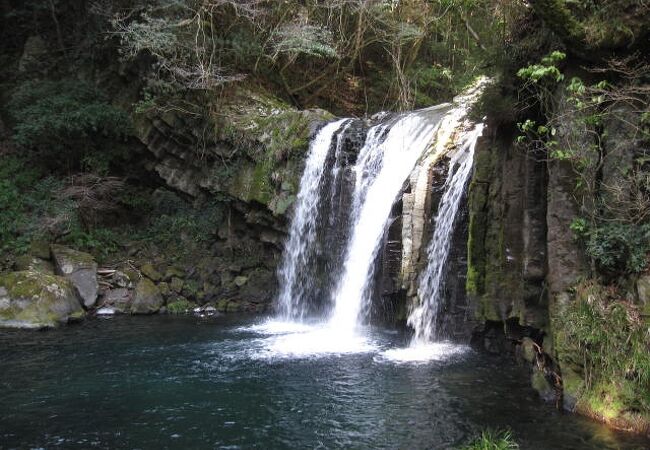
top-left (164, 266), bottom-right (185, 281)
top-left (51, 245), bottom-right (98, 308)
top-left (0, 271), bottom-right (85, 329)
top-left (637, 274), bottom-right (650, 305)
top-left (130, 279), bottom-right (163, 314)
top-left (140, 263), bottom-right (162, 282)
top-left (226, 301), bottom-right (240, 313)
top-left (216, 299), bottom-right (230, 312)
top-left (14, 255), bottom-right (54, 274)
top-left (170, 277), bottom-right (184, 293)
top-left (29, 240), bottom-right (52, 260)
top-left (531, 369), bottom-right (555, 402)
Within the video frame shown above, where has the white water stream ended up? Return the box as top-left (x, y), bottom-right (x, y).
top-left (277, 119), bottom-right (349, 320)
top-left (408, 124), bottom-right (484, 344)
top-left (271, 79), bottom-right (487, 359)
top-left (328, 106), bottom-right (448, 334)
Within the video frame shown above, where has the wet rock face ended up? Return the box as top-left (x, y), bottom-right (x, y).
top-left (0, 271), bottom-right (84, 329)
top-left (51, 245), bottom-right (99, 308)
top-left (466, 125), bottom-right (549, 330)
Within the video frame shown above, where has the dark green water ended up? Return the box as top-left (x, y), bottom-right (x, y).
top-left (1, 315), bottom-right (648, 449)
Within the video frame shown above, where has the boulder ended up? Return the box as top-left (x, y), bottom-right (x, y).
top-left (51, 245), bottom-right (99, 308)
top-left (130, 279), bottom-right (163, 314)
top-left (164, 266), bottom-right (185, 281)
top-left (140, 263), bottom-right (162, 282)
top-left (170, 277), bottom-right (184, 293)
top-left (29, 240), bottom-right (52, 260)
top-left (14, 255), bottom-right (54, 274)
top-left (0, 271), bottom-right (84, 329)
top-left (101, 288), bottom-right (131, 313)
top-left (531, 369), bottom-right (556, 403)
top-left (520, 337), bottom-right (538, 363)
top-left (112, 269), bottom-right (137, 288)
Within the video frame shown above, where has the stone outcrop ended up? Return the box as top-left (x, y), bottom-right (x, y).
top-left (51, 245), bottom-right (99, 308)
top-left (466, 124), bottom-right (549, 331)
top-left (0, 271), bottom-right (85, 328)
top-left (135, 87), bottom-right (332, 218)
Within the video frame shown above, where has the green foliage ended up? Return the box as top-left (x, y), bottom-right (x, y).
top-left (272, 23), bottom-right (338, 59)
top-left (7, 80), bottom-right (131, 171)
top-left (0, 156), bottom-right (44, 256)
top-left (460, 429), bottom-right (519, 450)
top-left (408, 63), bottom-right (454, 106)
top-left (517, 51), bottom-right (566, 83)
top-left (110, 0), bottom-right (511, 113)
top-left (572, 220), bottom-right (650, 275)
top-left (569, 217), bottom-right (588, 235)
top-left (61, 227), bottom-right (121, 261)
top-left (167, 298), bottom-right (194, 314)
top-left (0, 156), bottom-right (77, 262)
top-left (583, 222), bottom-right (650, 275)
top-left (555, 281), bottom-right (650, 419)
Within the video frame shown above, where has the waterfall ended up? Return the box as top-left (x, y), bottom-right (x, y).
top-left (277, 118), bottom-right (350, 320)
top-left (328, 106), bottom-right (448, 333)
top-left (407, 124), bottom-right (484, 344)
top-left (273, 77), bottom-right (488, 354)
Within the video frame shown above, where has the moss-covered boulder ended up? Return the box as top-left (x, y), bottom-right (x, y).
top-left (130, 279), bottom-right (163, 314)
top-left (14, 255), bottom-right (54, 274)
top-left (0, 271), bottom-right (84, 329)
top-left (51, 245), bottom-right (99, 308)
top-left (140, 263), bottom-right (162, 282)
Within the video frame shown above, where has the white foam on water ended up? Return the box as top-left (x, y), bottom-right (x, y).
top-left (234, 319), bottom-right (379, 359)
top-left (239, 319), bottom-right (320, 335)
top-left (378, 342), bottom-right (470, 364)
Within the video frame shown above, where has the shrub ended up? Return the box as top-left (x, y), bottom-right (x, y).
top-left (0, 156), bottom-right (72, 259)
top-left (167, 299), bottom-right (194, 314)
top-left (7, 79), bottom-right (131, 171)
top-left (572, 220), bottom-right (650, 275)
top-left (555, 281), bottom-right (650, 420)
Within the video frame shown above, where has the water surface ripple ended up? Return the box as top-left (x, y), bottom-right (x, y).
top-left (1, 316), bottom-right (647, 449)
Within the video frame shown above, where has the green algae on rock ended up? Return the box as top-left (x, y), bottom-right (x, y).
top-left (0, 271), bottom-right (85, 329)
top-left (130, 278), bottom-right (164, 315)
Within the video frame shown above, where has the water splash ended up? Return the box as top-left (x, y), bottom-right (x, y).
top-left (277, 119), bottom-right (350, 320)
top-left (408, 124), bottom-right (484, 344)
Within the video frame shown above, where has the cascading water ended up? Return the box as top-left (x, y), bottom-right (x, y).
top-left (328, 106), bottom-right (448, 334)
top-left (268, 78), bottom-right (488, 357)
top-left (277, 118), bottom-right (349, 320)
top-left (407, 124), bottom-right (484, 344)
